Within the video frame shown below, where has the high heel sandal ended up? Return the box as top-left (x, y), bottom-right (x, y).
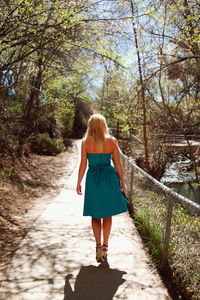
top-left (96, 243), bottom-right (102, 263)
top-left (102, 244), bottom-right (108, 261)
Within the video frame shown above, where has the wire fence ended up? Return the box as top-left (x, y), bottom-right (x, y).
top-left (120, 152), bottom-right (200, 299)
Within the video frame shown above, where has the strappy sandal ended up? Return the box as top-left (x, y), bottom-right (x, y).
top-left (102, 244), bottom-right (108, 261)
top-left (96, 243), bottom-right (102, 263)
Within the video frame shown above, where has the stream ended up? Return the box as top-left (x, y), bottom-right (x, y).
top-left (161, 161), bottom-right (200, 204)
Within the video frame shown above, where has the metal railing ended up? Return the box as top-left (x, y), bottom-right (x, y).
top-left (120, 151), bottom-right (200, 297)
top-left (152, 133), bottom-right (200, 143)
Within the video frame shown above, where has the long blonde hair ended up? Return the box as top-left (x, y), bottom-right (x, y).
top-left (85, 114), bottom-right (110, 152)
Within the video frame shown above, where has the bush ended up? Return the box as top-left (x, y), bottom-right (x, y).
top-left (29, 133), bottom-right (65, 155)
top-left (0, 167), bottom-right (13, 178)
top-left (63, 138), bottom-right (72, 148)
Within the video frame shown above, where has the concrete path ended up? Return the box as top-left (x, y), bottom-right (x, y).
top-left (0, 141), bottom-right (171, 300)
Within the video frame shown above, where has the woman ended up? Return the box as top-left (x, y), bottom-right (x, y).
top-left (76, 114), bottom-right (128, 262)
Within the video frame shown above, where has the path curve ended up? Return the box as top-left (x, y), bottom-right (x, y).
top-left (0, 140), bottom-right (171, 300)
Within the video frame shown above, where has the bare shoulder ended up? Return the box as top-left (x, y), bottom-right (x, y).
top-left (82, 137), bottom-right (86, 145)
top-left (107, 136), bottom-right (118, 143)
top-left (106, 136), bottom-right (118, 149)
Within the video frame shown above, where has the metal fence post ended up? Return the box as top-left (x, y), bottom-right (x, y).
top-left (125, 156), bottom-right (128, 174)
top-left (162, 197), bottom-right (174, 267)
top-left (129, 165), bottom-right (134, 201)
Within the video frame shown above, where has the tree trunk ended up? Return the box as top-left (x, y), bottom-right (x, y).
top-left (130, 0), bottom-right (150, 172)
top-left (18, 57), bottom-right (43, 157)
top-left (23, 57), bottom-right (43, 125)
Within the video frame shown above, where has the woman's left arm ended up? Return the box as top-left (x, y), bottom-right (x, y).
top-left (76, 140), bottom-right (87, 195)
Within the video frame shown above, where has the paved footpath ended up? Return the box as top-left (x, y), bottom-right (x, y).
top-left (0, 141), bottom-right (171, 300)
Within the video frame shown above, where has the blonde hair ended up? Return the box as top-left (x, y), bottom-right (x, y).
top-left (85, 114), bottom-right (110, 152)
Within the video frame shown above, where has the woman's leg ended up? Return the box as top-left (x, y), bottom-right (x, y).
top-left (91, 217), bottom-right (101, 245)
top-left (102, 216), bottom-right (112, 245)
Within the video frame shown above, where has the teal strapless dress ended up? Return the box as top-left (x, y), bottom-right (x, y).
top-left (83, 153), bottom-right (128, 219)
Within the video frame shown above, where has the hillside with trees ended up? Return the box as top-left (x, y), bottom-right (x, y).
top-left (1, 0), bottom-right (199, 172)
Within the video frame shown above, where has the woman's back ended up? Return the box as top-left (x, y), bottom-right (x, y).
top-left (84, 136), bottom-right (116, 154)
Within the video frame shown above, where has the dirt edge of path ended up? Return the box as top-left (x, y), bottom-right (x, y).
top-left (0, 140), bottom-right (78, 280)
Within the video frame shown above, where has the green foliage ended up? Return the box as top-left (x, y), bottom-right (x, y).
top-left (134, 210), bottom-right (163, 262)
top-left (0, 0), bottom-right (95, 157)
top-left (96, 67), bottom-right (140, 140)
top-left (44, 76), bottom-right (76, 137)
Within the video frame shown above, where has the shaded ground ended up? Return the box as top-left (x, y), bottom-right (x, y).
top-left (0, 141), bottom-right (78, 279)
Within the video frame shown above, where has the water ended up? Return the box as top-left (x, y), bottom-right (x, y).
top-left (161, 161), bottom-right (195, 183)
top-left (166, 182), bottom-right (200, 204)
top-left (161, 161), bottom-right (200, 204)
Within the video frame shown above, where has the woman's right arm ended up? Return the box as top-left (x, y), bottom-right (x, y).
top-left (112, 138), bottom-right (126, 192)
top-left (76, 139), bottom-right (87, 195)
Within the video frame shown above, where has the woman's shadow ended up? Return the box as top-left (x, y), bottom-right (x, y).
top-left (63, 261), bottom-right (127, 300)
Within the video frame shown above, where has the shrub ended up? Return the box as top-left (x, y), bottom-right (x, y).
top-left (29, 133), bottom-right (65, 155)
top-left (0, 167), bottom-right (13, 178)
